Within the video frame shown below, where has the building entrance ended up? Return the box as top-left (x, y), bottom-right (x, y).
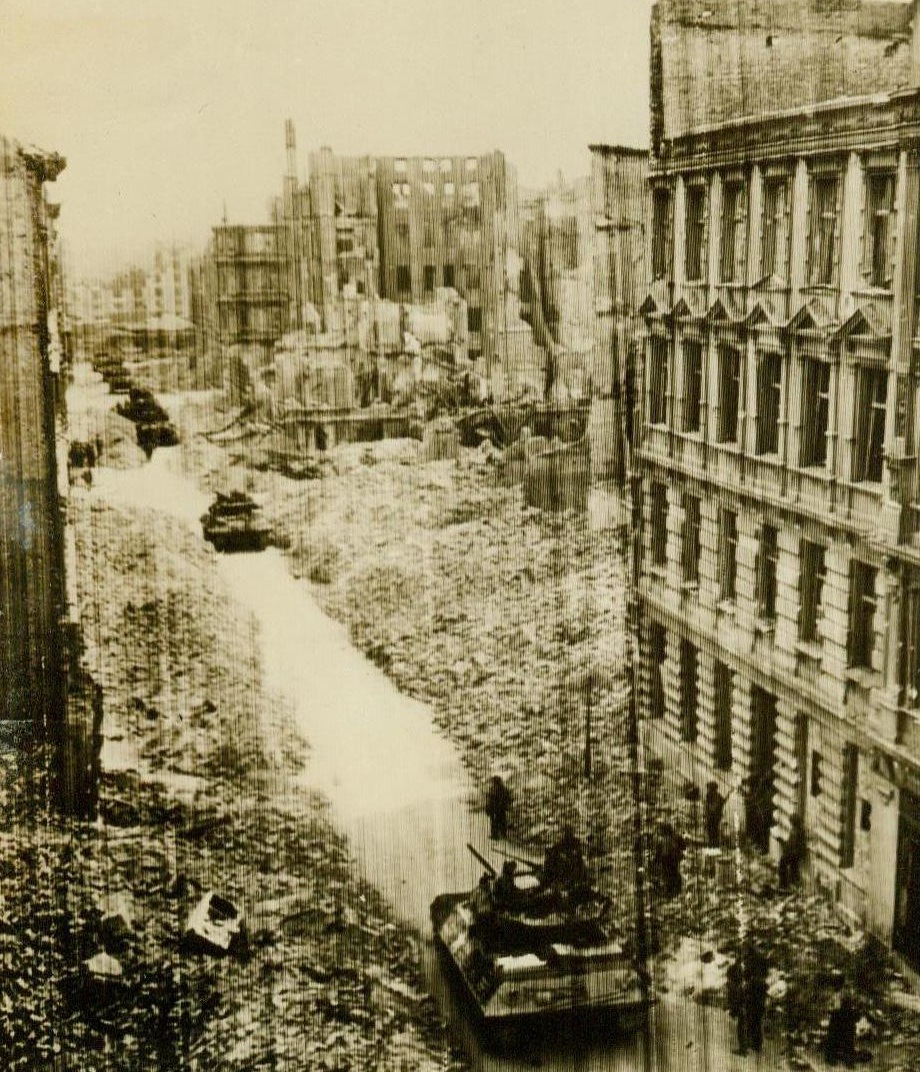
top-left (894, 788), bottom-right (920, 971)
top-left (747, 687), bottom-right (777, 854)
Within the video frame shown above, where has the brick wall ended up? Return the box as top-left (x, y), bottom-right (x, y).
top-left (652, 0), bottom-right (914, 147)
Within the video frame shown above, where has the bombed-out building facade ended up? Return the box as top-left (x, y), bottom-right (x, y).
top-left (637, 0), bottom-right (920, 970)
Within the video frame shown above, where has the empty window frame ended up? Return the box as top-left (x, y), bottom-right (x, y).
top-left (808, 171), bottom-right (840, 285)
top-left (720, 180), bottom-right (746, 283)
top-left (714, 660), bottom-right (733, 771)
top-left (396, 265), bottom-right (411, 294)
top-left (756, 524), bottom-right (779, 620)
top-left (467, 307), bottom-right (482, 332)
top-left (650, 482), bottom-right (668, 566)
top-left (679, 640), bottom-right (698, 743)
top-left (685, 184), bottom-right (707, 282)
top-left (718, 507), bottom-right (738, 601)
top-left (681, 493), bottom-right (701, 584)
top-left (755, 351), bottom-right (782, 455)
top-left (848, 560), bottom-right (878, 670)
top-left (649, 622), bottom-right (667, 719)
top-left (682, 340), bottom-right (703, 433)
top-left (423, 265), bottom-right (435, 292)
top-left (761, 176), bottom-right (791, 279)
top-left (853, 367), bottom-right (887, 483)
top-left (800, 358), bottom-right (831, 468)
top-left (901, 574), bottom-right (920, 706)
top-left (864, 170), bottom-right (896, 289)
top-left (811, 750), bottom-right (823, 796)
top-left (648, 338), bottom-right (669, 426)
top-left (840, 743), bottom-right (858, 869)
top-left (652, 187), bottom-right (673, 280)
top-left (443, 264), bottom-right (455, 288)
top-left (717, 345), bottom-right (741, 444)
top-left (799, 540), bottom-right (826, 643)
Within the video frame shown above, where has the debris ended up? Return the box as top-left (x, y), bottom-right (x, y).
top-left (181, 892), bottom-right (247, 957)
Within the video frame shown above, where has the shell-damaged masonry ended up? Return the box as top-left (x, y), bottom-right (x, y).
top-left (4, 2), bottom-right (920, 1070)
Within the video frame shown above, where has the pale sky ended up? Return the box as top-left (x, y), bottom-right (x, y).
top-left (0, 0), bottom-right (653, 277)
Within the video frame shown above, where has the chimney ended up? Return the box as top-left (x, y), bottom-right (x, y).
top-left (285, 119), bottom-right (297, 180)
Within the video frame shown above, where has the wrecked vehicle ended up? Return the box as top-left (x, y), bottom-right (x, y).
top-left (201, 491), bottom-right (272, 553)
top-left (181, 891), bottom-right (247, 957)
top-left (430, 845), bottom-right (651, 1051)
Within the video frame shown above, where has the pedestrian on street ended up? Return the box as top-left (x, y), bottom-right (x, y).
top-left (704, 780), bottom-right (726, 849)
top-left (778, 813), bottom-right (806, 889)
top-left (824, 987), bottom-right (858, 1067)
top-left (652, 822), bottom-right (686, 898)
top-left (742, 944), bottom-right (769, 1055)
top-left (726, 953), bottom-right (748, 1055)
top-left (485, 775), bottom-right (511, 840)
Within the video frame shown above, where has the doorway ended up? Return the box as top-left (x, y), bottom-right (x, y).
top-left (894, 788), bottom-right (920, 971)
top-left (748, 687), bottom-right (778, 854)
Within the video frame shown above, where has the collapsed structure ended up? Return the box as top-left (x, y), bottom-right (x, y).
top-left (193, 125), bottom-right (579, 408)
top-left (637, 0), bottom-right (920, 971)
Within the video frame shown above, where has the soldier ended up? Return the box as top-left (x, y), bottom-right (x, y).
top-left (704, 781), bottom-right (726, 849)
top-left (778, 814), bottom-right (806, 889)
top-left (485, 775), bottom-right (512, 840)
top-left (543, 825), bottom-right (588, 888)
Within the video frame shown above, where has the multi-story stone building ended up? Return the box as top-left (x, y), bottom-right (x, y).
top-left (637, 0), bottom-right (920, 969)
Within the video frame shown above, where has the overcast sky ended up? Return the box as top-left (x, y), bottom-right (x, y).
top-left (0, 0), bottom-right (653, 277)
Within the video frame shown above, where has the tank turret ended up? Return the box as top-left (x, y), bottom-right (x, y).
top-left (201, 491), bottom-right (272, 552)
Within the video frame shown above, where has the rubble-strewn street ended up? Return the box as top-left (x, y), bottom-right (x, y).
top-left (182, 403), bottom-right (920, 1071)
top-left (0, 479), bottom-right (466, 1072)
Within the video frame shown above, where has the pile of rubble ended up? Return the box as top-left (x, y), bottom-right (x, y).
top-left (265, 442), bottom-right (632, 847)
top-left (0, 495), bottom-right (466, 1071)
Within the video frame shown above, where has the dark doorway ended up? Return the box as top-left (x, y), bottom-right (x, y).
top-left (894, 788), bottom-right (920, 971)
top-left (747, 687), bottom-right (777, 854)
top-left (794, 712), bottom-right (809, 820)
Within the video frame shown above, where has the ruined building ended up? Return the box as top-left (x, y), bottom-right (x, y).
top-left (198, 126), bottom-right (529, 397)
top-left (0, 135), bottom-right (95, 812)
top-left (637, 0), bottom-right (920, 969)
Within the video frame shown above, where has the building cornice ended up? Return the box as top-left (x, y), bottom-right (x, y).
top-left (651, 89), bottom-right (920, 176)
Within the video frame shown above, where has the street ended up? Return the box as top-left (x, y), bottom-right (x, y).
top-left (89, 438), bottom-right (787, 1071)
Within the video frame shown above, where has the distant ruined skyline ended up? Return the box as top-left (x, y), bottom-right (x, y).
top-left (0, 0), bottom-right (654, 277)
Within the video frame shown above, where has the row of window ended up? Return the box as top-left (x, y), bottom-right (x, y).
top-left (646, 626), bottom-right (864, 867)
top-left (646, 339), bottom-right (887, 482)
top-left (395, 157), bottom-right (479, 175)
top-left (648, 488), bottom-right (879, 668)
top-left (651, 162), bottom-right (896, 290)
top-left (391, 180), bottom-right (481, 205)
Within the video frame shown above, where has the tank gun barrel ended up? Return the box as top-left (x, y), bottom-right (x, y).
top-left (466, 843), bottom-right (497, 877)
top-left (493, 847), bottom-right (543, 874)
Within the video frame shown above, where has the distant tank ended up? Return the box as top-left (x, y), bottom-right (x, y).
top-left (431, 844), bottom-right (650, 1051)
top-left (201, 491), bottom-right (272, 553)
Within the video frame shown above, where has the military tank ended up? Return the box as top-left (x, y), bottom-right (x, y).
top-left (431, 845), bottom-right (651, 1051)
top-left (201, 491), bottom-right (272, 552)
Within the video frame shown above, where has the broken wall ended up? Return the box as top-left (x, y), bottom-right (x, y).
top-left (0, 135), bottom-right (71, 780)
top-left (652, 0), bottom-right (915, 149)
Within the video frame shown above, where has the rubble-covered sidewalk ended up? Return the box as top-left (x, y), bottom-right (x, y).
top-left (0, 487), bottom-right (466, 1071)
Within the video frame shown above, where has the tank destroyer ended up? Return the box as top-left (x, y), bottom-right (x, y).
top-left (431, 843), bottom-right (650, 1049)
top-left (201, 491), bottom-right (272, 553)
